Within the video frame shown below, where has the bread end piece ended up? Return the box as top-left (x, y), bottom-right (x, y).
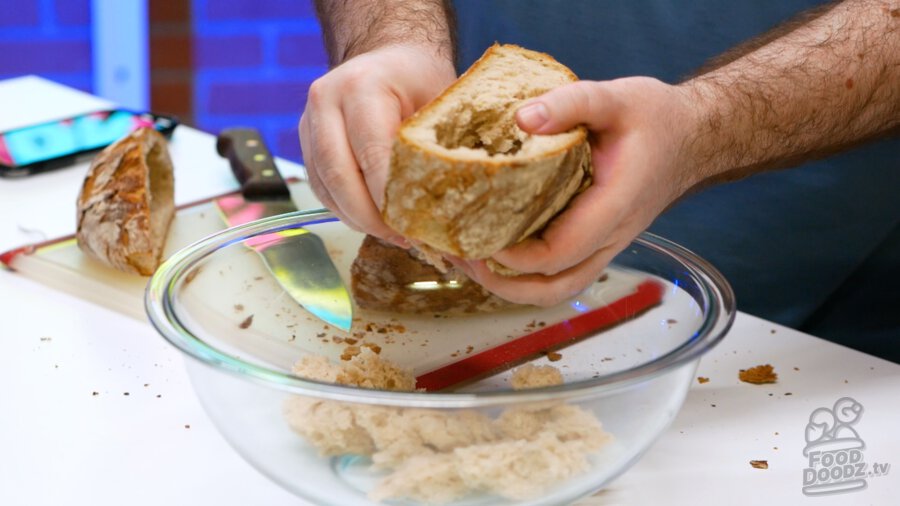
top-left (351, 235), bottom-right (516, 314)
top-left (76, 127), bottom-right (175, 276)
top-left (383, 43), bottom-right (592, 259)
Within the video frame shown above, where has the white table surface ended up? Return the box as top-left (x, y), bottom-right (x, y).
top-left (1, 76), bottom-right (897, 506)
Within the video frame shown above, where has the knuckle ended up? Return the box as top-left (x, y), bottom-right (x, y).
top-left (337, 65), bottom-right (374, 91)
top-left (355, 142), bottom-right (391, 177)
top-left (311, 128), bottom-right (342, 163)
top-left (306, 78), bottom-right (327, 103)
top-left (317, 163), bottom-right (349, 190)
top-left (567, 81), bottom-right (594, 107)
top-left (546, 82), bottom-right (595, 124)
top-left (577, 82), bottom-right (602, 117)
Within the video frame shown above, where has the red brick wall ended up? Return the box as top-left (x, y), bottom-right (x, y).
top-left (149, 0), bottom-right (194, 126)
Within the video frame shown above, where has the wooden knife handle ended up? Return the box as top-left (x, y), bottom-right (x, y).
top-left (216, 128), bottom-right (290, 201)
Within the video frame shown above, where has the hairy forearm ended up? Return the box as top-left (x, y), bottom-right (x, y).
top-left (313, 0), bottom-right (456, 67)
top-left (681, 0), bottom-right (900, 186)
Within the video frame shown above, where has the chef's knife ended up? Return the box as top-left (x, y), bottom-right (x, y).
top-left (215, 128), bottom-right (353, 331)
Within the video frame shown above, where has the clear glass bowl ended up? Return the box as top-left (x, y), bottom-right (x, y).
top-left (146, 209), bottom-right (735, 506)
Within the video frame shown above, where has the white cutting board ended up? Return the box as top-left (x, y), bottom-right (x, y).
top-left (4, 182), bottom-right (324, 321)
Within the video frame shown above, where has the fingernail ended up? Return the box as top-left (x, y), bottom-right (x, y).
top-left (516, 102), bottom-right (549, 131)
top-left (388, 235), bottom-right (411, 249)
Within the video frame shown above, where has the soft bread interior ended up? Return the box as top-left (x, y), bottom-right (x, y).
top-left (403, 45), bottom-right (581, 160)
top-left (147, 141), bottom-right (174, 247)
top-left (125, 138), bottom-right (175, 273)
top-left (384, 44), bottom-right (592, 261)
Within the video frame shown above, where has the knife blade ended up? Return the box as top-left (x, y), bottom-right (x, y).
top-left (215, 127), bottom-right (353, 331)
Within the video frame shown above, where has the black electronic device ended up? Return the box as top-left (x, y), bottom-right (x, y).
top-left (0, 109), bottom-right (178, 177)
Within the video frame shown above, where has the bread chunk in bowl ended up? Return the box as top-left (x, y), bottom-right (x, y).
top-left (351, 235), bottom-right (514, 314)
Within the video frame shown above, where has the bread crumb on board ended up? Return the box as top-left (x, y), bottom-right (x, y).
top-left (739, 364), bottom-right (778, 384)
top-left (284, 352), bottom-right (611, 504)
top-left (697, 376), bottom-right (710, 384)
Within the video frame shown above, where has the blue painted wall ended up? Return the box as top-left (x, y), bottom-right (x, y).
top-left (0, 0), bottom-right (329, 164)
top-left (191, 0), bottom-right (327, 163)
top-left (0, 0), bottom-right (93, 92)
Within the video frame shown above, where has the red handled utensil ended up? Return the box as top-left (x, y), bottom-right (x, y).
top-left (415, 279), bottom-right (665, 391)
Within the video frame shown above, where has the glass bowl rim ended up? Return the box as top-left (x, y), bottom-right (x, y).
top-left (145, 209), bottom-right (735, 408)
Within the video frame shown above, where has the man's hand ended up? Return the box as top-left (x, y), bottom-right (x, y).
top-left (307, 0), bottom-right (897, 307)
top-left (304, 0), bottom-right (456, 244)
top-left (451, 78), bottom-right (698, 306)
top-left (455, 0), bottom-right (899, 307)
top-left (299, 45), bottom-right (455, 244)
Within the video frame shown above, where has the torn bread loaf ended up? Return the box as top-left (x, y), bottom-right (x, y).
top-left (350, 234), bottom-right (515, 314)
top-left (383, 43), bottom-right (592, 260)
top-left (76, 128), bottom-right (175, 276)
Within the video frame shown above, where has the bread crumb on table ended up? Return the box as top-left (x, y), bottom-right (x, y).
top-left (697, 376), bottom-right (710, 384)
top-left (284, 355), bottom-right (611, 504)
top-left (739, 364), bottom-right (778, 384)
top-left (750, 460), bottom-right (769, 469)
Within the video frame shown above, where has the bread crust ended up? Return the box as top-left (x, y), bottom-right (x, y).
top-left (351, 235), bottom-right (514, 314)
top-left (76, 127), bottom-right (175, 276)
top-left (382, 44), bottom-right (592, 259)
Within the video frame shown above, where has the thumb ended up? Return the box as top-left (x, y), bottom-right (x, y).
top-left (515, 81), bottom-right (620, 134)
